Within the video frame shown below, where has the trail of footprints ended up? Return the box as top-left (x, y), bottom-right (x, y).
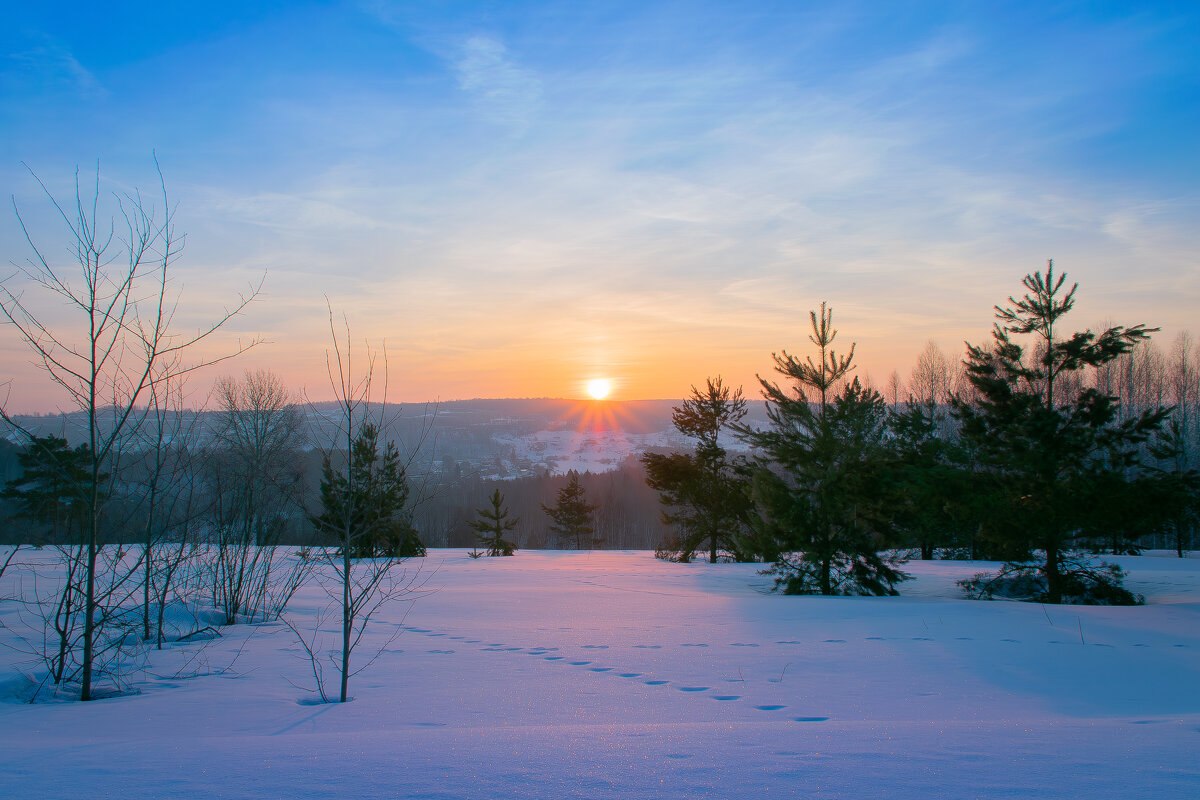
top-left (402, 624), bottom-right (1171, 726)
top-left (400, 625), bottom-right (831, 723)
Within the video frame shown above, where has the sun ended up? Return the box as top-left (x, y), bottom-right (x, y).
top-left (586, 378), bottom-right (612, 400)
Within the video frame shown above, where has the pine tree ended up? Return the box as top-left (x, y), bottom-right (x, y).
top-left (541, 470), bottom-right (599, 549)
top-left (642, 377), bottom-right (754, 563)
top-left (313, 424), bottom-right (424, 559)
top-left (739, 303), bottom-right (908, 595)
top-left (953, 263), bottom-right (1165, 604)
top-left (469, 489), bottom-right (519, 556)
top-left (2, 435), bottom-right (95, 542)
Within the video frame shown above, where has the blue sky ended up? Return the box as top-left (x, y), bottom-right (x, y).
top-left (2, 1), bottom-right (1198, 409)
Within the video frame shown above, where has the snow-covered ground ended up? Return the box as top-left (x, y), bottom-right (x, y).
top-left (1, 550), bottom-right (1198, 799)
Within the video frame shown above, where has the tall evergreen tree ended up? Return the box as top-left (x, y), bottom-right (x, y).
top-left (642, 377), bottom-right (754, 562)
top-left (469, 489), bottom-right (519, 556)
top-left (739, 303), bottom-right (908, 595)
top-left (953, 263), bottom-right (1166, 604)
top-left (541, 470), bottom-right (598, 549)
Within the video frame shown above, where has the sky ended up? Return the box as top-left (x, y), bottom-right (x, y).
top-left (1, 1), bottom-right (1198, 412)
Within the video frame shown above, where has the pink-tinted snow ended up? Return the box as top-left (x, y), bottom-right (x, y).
top-left (1, 549), bottom-right (1197, 798)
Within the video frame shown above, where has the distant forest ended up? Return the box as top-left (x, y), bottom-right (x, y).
top-left (3, 320), bottom-right (1198, 555)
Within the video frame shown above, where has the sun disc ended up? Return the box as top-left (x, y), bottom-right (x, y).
top-left (586, 379), bottom-right (612, 400)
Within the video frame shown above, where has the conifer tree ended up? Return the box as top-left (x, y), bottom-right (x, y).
top-left (2, 435), bottom-right (95, 542)
top-left (469, 489), bottom-right (519, 556)
top-left (739, 303), bottom-right (908, 595)
top-left (314, 423), bottom-right (424, 559)
top-left (954, 263), bottom-right (1166, 604)
top-left (642, 377), bottom-right (753, 562)
top-left (541, 470), bottom-right (599, 549)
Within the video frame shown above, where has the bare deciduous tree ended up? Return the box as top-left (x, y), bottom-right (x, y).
top-left (0, 161), bottom-right (259, 700)
top-left (204, 369), bottom-right (309, 624)
top-left (288, 308), bottom-right (434, 703)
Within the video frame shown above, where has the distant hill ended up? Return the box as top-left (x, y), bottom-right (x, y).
top-left (2, 397), bottom-right (772, 478)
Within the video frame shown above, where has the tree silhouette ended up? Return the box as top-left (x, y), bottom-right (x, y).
top-left (468, 489), bottom-right (519, 556)
top-left (739, 303), bottom-right (908, 595)
top-left (954, 262), bottom-right (1166, 604)
top-left (643, 377), bottom-right (753, 562)
top-left (542, 470), bottom-right (598, 549)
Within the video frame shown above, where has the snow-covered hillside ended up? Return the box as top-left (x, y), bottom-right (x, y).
top-left (1, 550), bottom-right (1197, 799)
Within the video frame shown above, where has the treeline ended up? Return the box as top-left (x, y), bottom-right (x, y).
top-left (639, 266), bottom-right (1199, 607)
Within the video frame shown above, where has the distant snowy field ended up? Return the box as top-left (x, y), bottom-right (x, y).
top-left (1, 550), bottom-right (1198, 799)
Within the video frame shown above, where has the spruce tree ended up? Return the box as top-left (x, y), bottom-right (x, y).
top-left (953, 263), bottom-right (1165, 604)
top-left (469, 489), bottom-right (519, 556)
top-left (642, 377), bottom-right (754, 562)
top-left (739, 303), bottom-right (908, 595)
top-left (541, 470), bottom-right (598, 549)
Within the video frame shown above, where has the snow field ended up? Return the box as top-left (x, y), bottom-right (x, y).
top-left (1, 549), bottom-right (1198, 799)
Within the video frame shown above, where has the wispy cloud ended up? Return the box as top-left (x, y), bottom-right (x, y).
top-left (452, 35), bottom-right (542, 132)
top-left (2, 36), bottom-right (105, 99)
